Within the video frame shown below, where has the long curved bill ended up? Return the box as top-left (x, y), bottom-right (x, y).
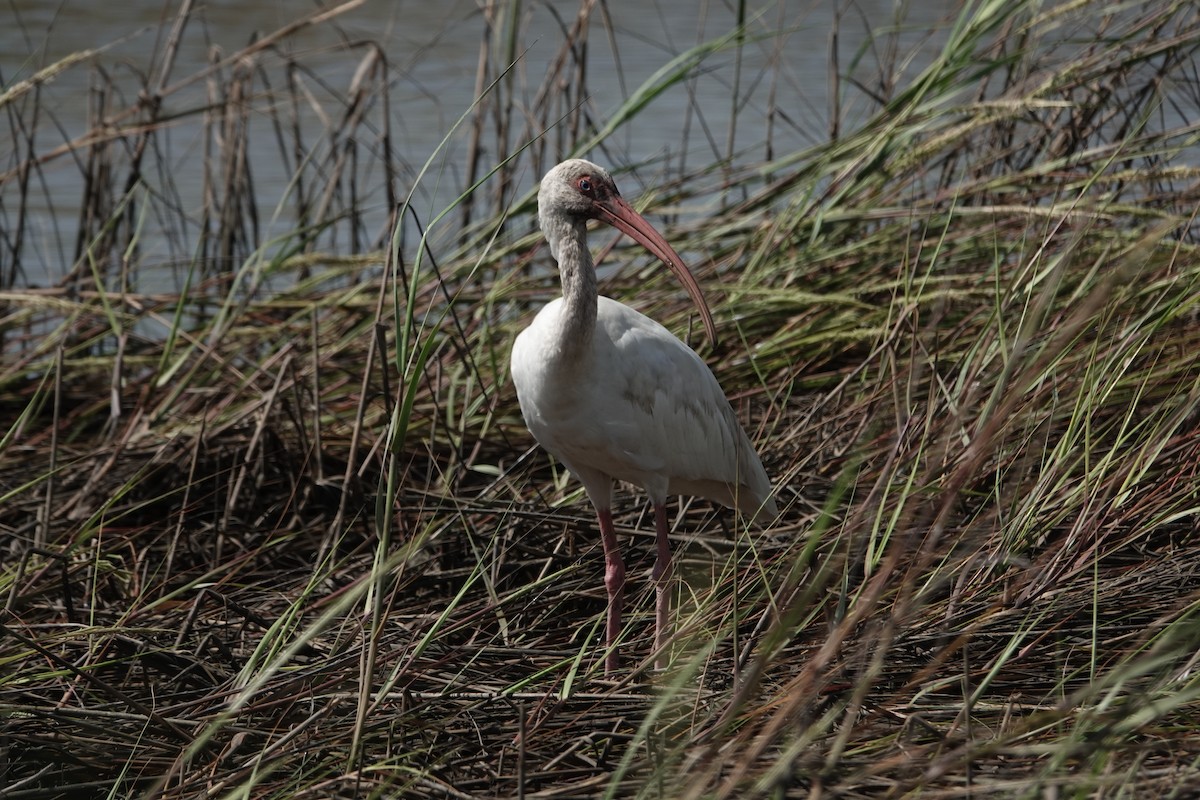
top-left (594, 195), bottom-right (718, 346)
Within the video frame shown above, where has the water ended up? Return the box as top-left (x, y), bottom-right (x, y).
top-left (1, 0), bottom-right (960, 287)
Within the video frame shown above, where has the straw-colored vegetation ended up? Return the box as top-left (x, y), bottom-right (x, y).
top-left (3, 0), bottom-right (1200, 797)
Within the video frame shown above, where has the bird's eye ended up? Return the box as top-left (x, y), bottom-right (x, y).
top-left (577, 176), bottom-right (593, 195)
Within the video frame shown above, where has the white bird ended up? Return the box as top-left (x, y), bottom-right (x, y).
top-left (511, 159), bottom-right (775, 673)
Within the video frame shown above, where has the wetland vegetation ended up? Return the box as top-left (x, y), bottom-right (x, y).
top-left (3, 1), bottom-right (1200, 797)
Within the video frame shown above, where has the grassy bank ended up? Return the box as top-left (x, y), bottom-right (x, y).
top-left (3, 1), bottom-right (1200, 797)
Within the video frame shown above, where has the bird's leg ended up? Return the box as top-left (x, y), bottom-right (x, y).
top-left (652, 503), bottom-right (673, 671)
top-left (597, 507), bottom-right (624, 674)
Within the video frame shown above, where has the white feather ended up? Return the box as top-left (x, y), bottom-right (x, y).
top-left (512, 295), bottom-right (775, 521)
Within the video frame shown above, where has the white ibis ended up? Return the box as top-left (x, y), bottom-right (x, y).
top-left (511, 159), bottom-right (775, 673)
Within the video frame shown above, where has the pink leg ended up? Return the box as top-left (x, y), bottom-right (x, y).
top-left (652, 503), bottom-right (673, 670)
top-left (597, 508), bottom-right (624, 673)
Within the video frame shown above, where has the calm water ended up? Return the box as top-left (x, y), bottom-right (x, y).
top-left (2, 0), bottom-right (959, 285)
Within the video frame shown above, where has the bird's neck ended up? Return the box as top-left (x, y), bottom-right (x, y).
top-left (549, 220), bottom-right (598, 358)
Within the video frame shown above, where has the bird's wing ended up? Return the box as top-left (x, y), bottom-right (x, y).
top-left (582, 298), bottom-right (772, 512)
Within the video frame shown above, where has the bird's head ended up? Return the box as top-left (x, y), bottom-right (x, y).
top-left (536, 159), bottom-right (718, 345)
top-left (538, 159), bottom-right (618, 222)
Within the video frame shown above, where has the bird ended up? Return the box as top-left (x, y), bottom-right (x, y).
top-left (511, 159), bottom-right (775, 673)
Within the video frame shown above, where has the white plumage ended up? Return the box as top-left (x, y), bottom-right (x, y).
top-left (511, 159), bottom-right (775, 672)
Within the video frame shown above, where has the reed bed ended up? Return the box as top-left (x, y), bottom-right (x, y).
top-left (3, 1), bottom-right (1200, 797)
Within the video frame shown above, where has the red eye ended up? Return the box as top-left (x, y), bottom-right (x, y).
top-left (577, 176), bottom-right (593, 194)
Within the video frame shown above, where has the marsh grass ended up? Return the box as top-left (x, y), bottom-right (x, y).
top-left (3, 0), bottom-right (1200, 797)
